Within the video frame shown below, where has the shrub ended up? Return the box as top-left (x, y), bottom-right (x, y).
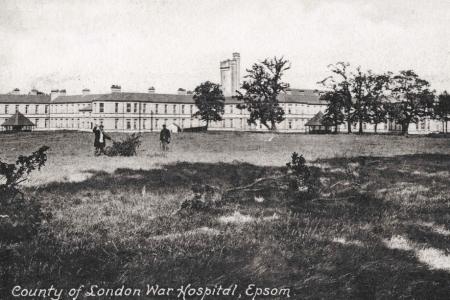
top-left (106, 133), bottom-right (142, 156)
top-left (286, 152), bottom-right (319, 199)
top-left (0, 146), bottom-right (50, 243)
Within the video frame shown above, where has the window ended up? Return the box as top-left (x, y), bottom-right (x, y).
top-left (25, 105), bottom-right (29, 113)
top-left (164, 118), bottom-right (168, 125)
top-left (190, 105), bottom-right (193, 114)
top-left (181, 119), bottom-right (185, 128)
top-left (143, 103), bottom-right (146, 113)
top-left (15, 105), bottom-right (19, 112)
top-left (45, 119), bottom-right (49, 128)
top-left (134, 103), bottom-right (138, 113)
top-left (99, 119), bottom-right (103, 126)
top-left (230, 119), bottom-right (233, 128)
top-left (230, 105), bottom-right (233, 114)
top-left (45, 105), bottom-right (48, 114)
top-left (5, 105), bottom-right (8, 114)
top-left (288, 108), bottom-right (292, 114)
top-left (173, 105), bottom-right (176, 114)
top-left (133, 119), bottom-right (137, 129)
top-left (155, 119), bottom-right (159, 129)
top-left (115, 103), bottom-right (119, 113)
top-left (35, 105), bottom-right (39, 114)
top-left (155, 104), bottom-right (159, 114)
top-left (99, 103), bottom-right (104, 113)
top-left (181, 105), bottom-right (185, 114)
top-left (35, 119), bottom-right (39, 128)
top-left (126, 119), bottom-right (131, 129)
top-left (288, 121), bottom-right (292, 129)
top-left (143, 119), bottom-right (146, 129)
top-left (77, 119), bottom-right (80, 128)
top-left (115, 119), bottom-right (119, 129)
top-left (363, 123), bottom-right (367, 130)
top-left (164, 105), bottom-right (168, 114)
top-left (126, 103), bottom-right (131, 113)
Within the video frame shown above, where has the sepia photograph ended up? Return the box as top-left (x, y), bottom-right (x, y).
top-left (0, 0), bottom-right (449, 299)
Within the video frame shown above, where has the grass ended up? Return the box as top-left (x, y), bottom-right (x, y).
top-left (1, 131), bottom-right (450, 299)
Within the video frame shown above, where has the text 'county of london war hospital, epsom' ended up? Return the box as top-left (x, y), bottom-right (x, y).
top-left (0, 53), bottom-right (444, 134)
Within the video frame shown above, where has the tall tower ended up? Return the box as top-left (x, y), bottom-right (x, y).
top-left (220, 52), bottom-right (240, 96)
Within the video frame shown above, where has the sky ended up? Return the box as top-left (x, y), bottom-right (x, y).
top-left (0, 0), bottom-right (449, 95)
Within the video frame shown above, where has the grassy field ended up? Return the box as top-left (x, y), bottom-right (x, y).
top-left (1, 131), bottom-right (450, 299)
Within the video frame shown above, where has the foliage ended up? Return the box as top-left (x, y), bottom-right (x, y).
top-left (318, 62), bottom-right (354, 133)
top-left (350, 68), bottom-right (391, 133)
top-left (286, 152), bottom-right (319, 199)
top-left (0, 146), bottom-right (49, 196)
top-left (320, 63), bottom-right (392, 134)
top-left (321, 91), bottom-right (346, 133)
top-left (236, 56), bottom-right (290, 130)
top-left (434, 91), bottom-right (450, 133)
top-left (389, 70), bottom-right (435, 134)
top-left (0, 146), bottom-right (50, 243)
top-left (192, 81), bottom-right (225, 128)
top-left (106, 133), bottom-right (142, 156)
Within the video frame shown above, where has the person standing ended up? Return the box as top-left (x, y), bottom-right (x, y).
top-left (159, 124), bottom-right (171, 152)
top-left (93, 124), bottom-right (111, 155)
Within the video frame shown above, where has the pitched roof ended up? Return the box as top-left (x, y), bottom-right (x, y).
top-left (52, 94), bottom-right (104, 103)
top-left (92, 89), bottom-right (326, 105)
top-left (27, 88), bottom-right (326, 105)
top-left (1, 111), bottom-right (35, 127)
top-left (305, 111), bottom-right (325, 126)
top-left (0, 94), bottom-right (50, 104)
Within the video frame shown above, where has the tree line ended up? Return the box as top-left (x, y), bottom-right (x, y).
top-left (192, 58), bottom-right (450, 134)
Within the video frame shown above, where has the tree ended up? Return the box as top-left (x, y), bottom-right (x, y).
top-left (363, 71), bottom-right (391, 133)
top-left (192, 81), bottom-right (225, 128)
top-left (321, 91), bottom-right (345, 133)
top-left (318, 62), bottom-right (353, 133)
top-left (236, 56), bottom-right (290, 131)
top-left (435, 91), bottom-right (450, 133)
top-left (390, 70), bottom-right (435, 134)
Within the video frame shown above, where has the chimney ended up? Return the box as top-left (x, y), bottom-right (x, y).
top-left (11, 88), bottom-right (20, 95)
top-left (148, 86), bottom-right (155, 94)
top-left (59, 89), bottom-right (67, 96)
top-left (286, 88), bottom-right (292, 95)
top-left (82, 88), bottom-right (90, 96)
top-left (30, 89), bottom-right (38, 96)
top-left (187, 90), bottom-right (193, 95)
top-left (111, 85), bottom-right (121, 93)
top-left (50, 89), bottom-right (59, 101)
top-left (177, 88), bottom-right (186, 95)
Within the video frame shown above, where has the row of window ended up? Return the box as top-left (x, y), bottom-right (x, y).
top-left (0, 118), bottom-right (49, 128)
top-left (0, 104), bottom-right (49, 114)
top-left (97, 103), bottom-right (198, 115)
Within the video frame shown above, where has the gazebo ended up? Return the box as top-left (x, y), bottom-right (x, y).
top-left (305, 111), bottom-right (331, 134)
top-left (1, 111), bottom-right (35, 132)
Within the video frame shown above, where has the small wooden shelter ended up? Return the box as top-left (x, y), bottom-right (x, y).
top-left (305, 111), bottom-right (331, 134)
top-left (1, 111), bottom-right (35, 132)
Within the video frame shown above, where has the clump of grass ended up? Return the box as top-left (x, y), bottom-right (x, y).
top-left (106, 133), bottom-right (142, 156)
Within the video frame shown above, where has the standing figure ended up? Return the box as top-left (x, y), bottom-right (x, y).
top-left (160, 124), bottom-right (171, 152)
top-left (93, 125), bottom-right (111, 156)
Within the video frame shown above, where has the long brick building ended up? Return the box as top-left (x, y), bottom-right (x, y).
top-left (0, 53), bottom-right (446, 134)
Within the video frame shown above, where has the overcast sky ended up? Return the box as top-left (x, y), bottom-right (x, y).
top-left (0, 0), bottom-right (449, 95)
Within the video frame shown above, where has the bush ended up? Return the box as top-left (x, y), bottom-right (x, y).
top-left (106, 133), bottom-right (142, 156)
top-left (0, 146), bottom-right (50, 243)
top-left (286, 152), bottom-right (319, 199)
